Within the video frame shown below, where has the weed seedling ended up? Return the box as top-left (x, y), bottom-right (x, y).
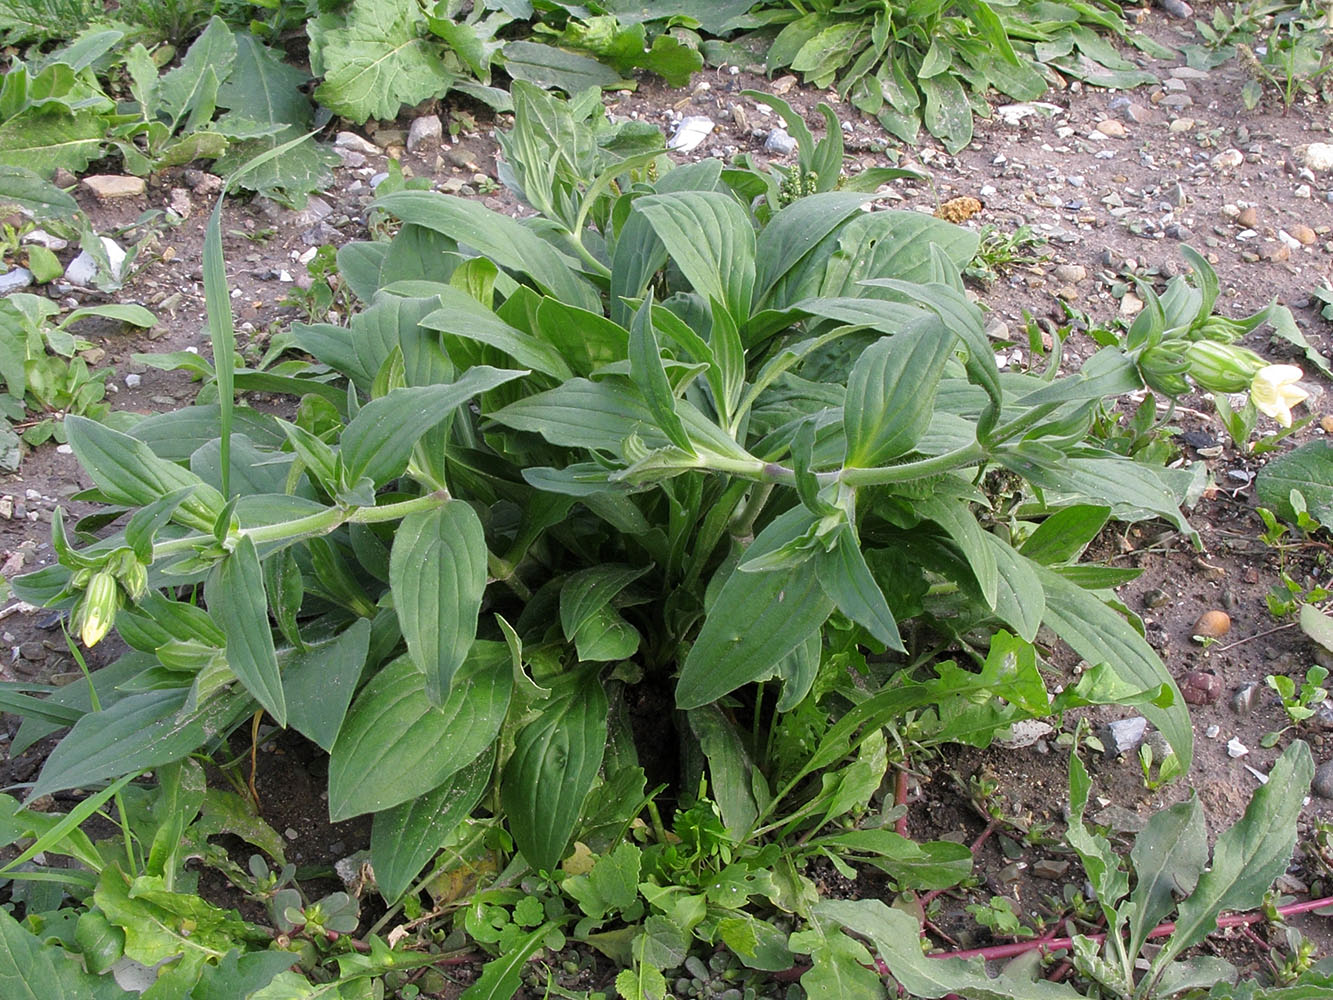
top-left (965, 224), bottom-right (1049, 285)
top-left (1262, 665), bottom-right (1330, 746)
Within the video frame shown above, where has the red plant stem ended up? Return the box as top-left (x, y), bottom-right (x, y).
top-left (919, 821), bottom-right (999, 909)
top-left (894, 765), bottom-right (910, 838)
top-left (930, 896), bottom-right (1333, 963)
top-left (772, 896), bottom-right (1333, 985)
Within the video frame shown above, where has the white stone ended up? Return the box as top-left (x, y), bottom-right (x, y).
top-left (335, 131), bottom-right (380, 155)
top-left (407, 115), bottom-right (443, 153)
top-left (1227, 736), bottom-right (1249, 758)
top-left (668, 116), bottom-right (715, 153)
top-left (1303, 142), bottom-right (1333, 172)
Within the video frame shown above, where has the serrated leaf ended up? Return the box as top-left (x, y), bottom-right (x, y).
top-left (327, 647), bottom-right (510, 821)
top-left (1154, 741), bottom-right (1313, 969)
top-left (391, 501), bottom-right (488, 704)
top-left (214, 33), bottom-right (336, 207)
top-left (502, 671), bottom-right (608, 871)
top-left (309, 0), bottom-right (453, 123)
top-left (0, 108), bottom-right (105, 176)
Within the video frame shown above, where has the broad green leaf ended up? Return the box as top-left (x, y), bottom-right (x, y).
top-left (753, 192), bottom-right (874, 306)
top-left (815, 899), bottom-right (1086, 1000)
top-left (214, 33), bottom-right (336, 207)
top-left (157, 17), bottom-right (236, 129)
top-left (634, 191), bottom-right (756, 323)
top-left (327, 647), bottom-right (511, 821)
top-left (814, 526), bottom-right (903, 651)
top-left (1037, 564), bottom-right (1191, 771)
top-left (208, 535), bottom-right (285, 725)
top-left (980, 533), bottom-right (1044, 641)
top-left (629, 294), bottom-right (693, 454)
top-left (0, 108), bottom-right (105, 176)
top-left (501, 40), bottom-right (626, 93)
top-left (502, 671), bottom-right (608, 871)
top-left (0, 164), bottom-right (80, 219)
top-left (31, 688), bottom-right (250, 799)
top-left (559, 564), bottom-right (651, 641)
top-left (371, 749), bottom-right (492, 903)
top-left (1127, 795), bottom-right (1207, 958)
top-left (843, 318), bottom-right (955, 467)
top-left (1154, 741), bottom-right (1313, 969)
top-left (65, 416), bottom-right (224, 532)
top-left (372, 190), bottom-right (600, 312)
top-left (689, 705), bottom-right (765, 840)
top-left (1020, 504), bottom-right (1111, 565)
top-left (914, 492), bottom-right (997, 610)
top-left (309, 0), bottom-right (452, 123)
top-left (281, 620), bottom-right (371, 752)
top-left (189, 950), bottom-right (297, 1000)
top-left (421, 287), bottom-right (572, 379)
top-left (812, 830), bottom-right (971, 890)
top-left (390, 501), bottom-right (488, 704)
top-left (339, 367), bottom-right (524, 487)
top-left (1020, 456), bottom-right (1192, 536)
top-left (292, 294), bottom-right (446, 394)
top-left (0, 906), bottom-right (134, 1000)
top-left (677, 508), bottom-right (835, 709)
top-left (564, 841), bottom-right (641, 920)
top-left (789, 912), bottom-right (885, 1000)
top-left (1256, 439), bottom-right (1333, 524)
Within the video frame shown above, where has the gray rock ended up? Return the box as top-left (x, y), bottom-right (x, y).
top-left (0, 267), bottom-right (33, 295)
top-left (764, 127), bottom-right (797, 156)
top-left (335, 131), bottom-right (380, 156)
top-left (407, 114), bottom-right (443, 153)
top-left (1104, 716), bottom-right (1148, 755)
top-left (1156, 0), bottom-right (1193, 17)
top-left (81, 174), bottom-right (146, 200)
top-left (1231, 682), bottom-right (1262, 716)
top-left (1033, 859), bottom-right (1071, 880)
top-left (1052, 263), bottom-right (1087, 284)
top-left (64, 236), bottom-right (126, 286)
top-left (1314, 759), bottom-right (1333, 799)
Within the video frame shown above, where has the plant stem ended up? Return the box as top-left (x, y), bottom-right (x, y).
top-left (930, 895), bottom-right (1333, 963)
top-left (150, 492), bottom-right (450, 560)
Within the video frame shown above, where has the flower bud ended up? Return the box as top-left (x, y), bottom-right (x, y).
top-left (77, 570), bottom-right (120, 648)
top-left (1184, 341), bottom-right (1266, 393)
top-left (1138, 345), bottom-right (1191, 397)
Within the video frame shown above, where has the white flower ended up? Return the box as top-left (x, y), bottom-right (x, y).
top-left (1250, 365), bottom-right (1309, 427)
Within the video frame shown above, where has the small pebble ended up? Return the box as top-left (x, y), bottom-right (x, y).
top-left (1180, 670), bottom-right (1222, 706)
top-left (763, 127), bottom-right (797, 156)
top-left (1227, 737), bottom-right (1249, 758)
top-left (1231, 682), bottom-right (1262, 716)
top-left (1192, 610), bottom-right (1231, 639)
top-left (1105, 716), bottom-right (1148, 755)
top-left (1315, 756), bottom-right (1333, 799)
top-left (1205, 724), bottom-right (1220, 738)
top-left (1212, 148), bottom-right (1244, 171)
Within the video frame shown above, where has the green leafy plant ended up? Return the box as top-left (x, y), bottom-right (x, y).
top-left (1262, 664), bottom-right (1329, 746)
top-left (0, 293), bottom-right (155, 465)
top-left (965, 223), bottom-right (1048, 285)
top-left (1238, 0), bottom-right (1333, 109)
top-left (737, 0), bottom-right (1159, 152)
top-left (11, 90), bottom-right (1206, 995)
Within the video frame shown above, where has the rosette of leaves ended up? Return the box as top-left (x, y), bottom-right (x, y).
top-left (16, 91), bottom-right (1196, 928)
top-left (737, 0), bottom-right (1158, 152)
